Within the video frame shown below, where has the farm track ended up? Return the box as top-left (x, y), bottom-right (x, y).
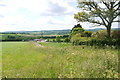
top-left (30, 41), bottom-right (44, 47)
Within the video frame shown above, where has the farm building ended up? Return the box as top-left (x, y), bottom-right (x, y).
top-left (33, 39), bottom-right (47, 42)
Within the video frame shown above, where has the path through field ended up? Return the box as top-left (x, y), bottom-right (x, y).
top-left (30, 41), bottom-right (44, 47)
top-left (2, 42), bottom-right (119, 78)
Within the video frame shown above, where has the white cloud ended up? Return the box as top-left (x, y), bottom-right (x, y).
top-left (0, 0), bottom-right (78, 32)
top-left (1, 0), bottom-right (118, 32)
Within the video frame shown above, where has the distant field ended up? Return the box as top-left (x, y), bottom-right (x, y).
top-left (17, 34), bottom-right (62, 37)
top-left (0, 33), bottom-right (61, 37)
top-left (2, 42), bottom-right (119, 78)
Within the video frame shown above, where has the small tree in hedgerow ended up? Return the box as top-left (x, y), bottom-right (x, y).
top-left (70, 24), bottom-right (85, 45)
top-left (74, 0), bottom-right (120, 38)
top-left (70, 24), bottom-right (84, 36)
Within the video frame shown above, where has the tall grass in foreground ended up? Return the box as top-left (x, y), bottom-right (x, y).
top-left (2, 42), bottom-right (119, 78)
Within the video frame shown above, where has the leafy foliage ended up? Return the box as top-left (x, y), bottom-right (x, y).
top-left (74, 1), bottom-right (120, 37)
top-left (111, 30), bottom-right (120, 38)
top-left (81, 31), bottom-right (92, 37)
top-left (56, 36), bottom-right (61, 42)
top-left (91, 30), bottom-right (108, 38)
top-left (71, 27), bottom-right (84, 35)
top-left (71, 24), bottom-right (82, 30)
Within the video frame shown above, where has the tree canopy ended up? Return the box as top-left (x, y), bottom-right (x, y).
top-left (72, 24), bottom-right (82, 29)
top-left (74, 0), bottom-right (120, 37)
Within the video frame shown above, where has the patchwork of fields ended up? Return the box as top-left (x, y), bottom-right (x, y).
top-left (2, 42), bottom-right (119, 78)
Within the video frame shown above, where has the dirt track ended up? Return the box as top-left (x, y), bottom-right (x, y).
top-left (30, 41), bottom-right (44, 47)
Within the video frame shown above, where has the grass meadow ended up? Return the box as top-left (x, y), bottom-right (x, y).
top-left (2, 42), bottom-right (119, 78)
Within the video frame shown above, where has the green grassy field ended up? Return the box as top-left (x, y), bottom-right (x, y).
top-left (2, 42), bottom-right (119, 78)
top-left (39, 42), bottom-right (70, 47)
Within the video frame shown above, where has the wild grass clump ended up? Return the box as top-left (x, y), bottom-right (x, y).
top-left (2, 42), bottom-right (119, 78)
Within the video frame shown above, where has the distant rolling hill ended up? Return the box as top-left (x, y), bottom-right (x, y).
top-left (1, 28), bottom-right (120, 35)
top-left (85, 28), bottom-right (120, 32)
top-left (1, 29), bottom-right (71, 35)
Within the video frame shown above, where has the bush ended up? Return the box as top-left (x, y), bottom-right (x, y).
top-left (111, 30), bottom-right (120, 39)
top-left (91, 30), bottom-right (120, 47)
top-left (91, 30), bottom-right (108, 38)
top-left (70, 33), bottom-right (80, 45)
top-left (56, 36), bottom-right (61, 42)
top-left (69, 29), bottom-right (119, 47)
top-left (81, 31), bottom-right (92, 37)
top-left (71, 27), bottom-right (84, 35)
top-left (64, 38), bottom-right (70, 42)
top-left (70, 33), bottom-right (92, 45)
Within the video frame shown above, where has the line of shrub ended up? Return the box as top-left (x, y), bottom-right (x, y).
top-left (70, 30), bottom-right (120, 48)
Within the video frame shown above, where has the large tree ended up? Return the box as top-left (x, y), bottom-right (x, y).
top-left (74, 0), bottom-right (120, 38)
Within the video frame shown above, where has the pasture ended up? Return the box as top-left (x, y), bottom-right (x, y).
top-left (2, 42), bottom-right (119, 78)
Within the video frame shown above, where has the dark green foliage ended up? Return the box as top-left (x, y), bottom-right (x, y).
top-left (62, 35), bottom-right (69, 38)
top-left (70, 24), bottom-right (85, 40)
top-left (71, 27), bottom-right (84, 34)
top-left (71, 24), bottom-right (84, 34)
top-left (70, 29), bottom-right (120, 48)
top-left (1, 34), bottom-right (70, 42)
top-left (1, 34), bottom-right (41, 41)
top-left (111, 30), bottom-right (120, 39)
top-left (52, 39), bottom-right (55, 42)
top-left (71, 24), bottom-right (82, 30)
top-left (81, 31), bottom-right (92, 37)
top-left (91, 30), bottom-right (108, 38)
top-left (70, 24), bottom-right (93, 45)
top-left (64, 38), bottom-right (70, 42)
top-left (56, 36), bottom-right (61, 42)
top-left (70, 24), bottom-right (93, 38)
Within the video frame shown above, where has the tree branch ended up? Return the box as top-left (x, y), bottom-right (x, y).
top-left (113, 3), bottom-right (120, 13)
top-left (113, 12), bottom-right (120, 20)
top-left (113, 1), bottom-right (120, 8)
top-left (85, 18), bottom-right (104, 26)
top-left (102, 1), bottom-right (110, 9)
top-left (113, 20), bottom-right (120, 22)
top-left (91, 2), bottom-right (108, 26)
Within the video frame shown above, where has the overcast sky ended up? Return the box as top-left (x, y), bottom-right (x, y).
top-left (0, 0), bottom-right (118, 32)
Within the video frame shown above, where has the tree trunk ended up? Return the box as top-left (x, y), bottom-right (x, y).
top-left (106, 26), bottom-right (111, 38)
